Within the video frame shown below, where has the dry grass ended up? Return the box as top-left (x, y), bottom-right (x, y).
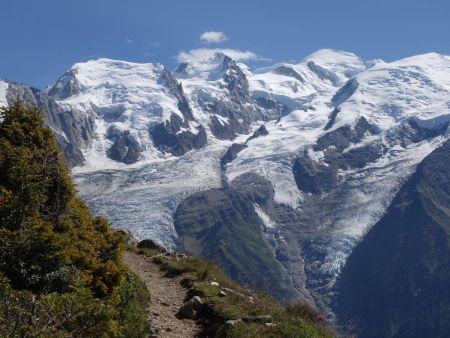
top-left (286, 301), bottom-right (325, 324)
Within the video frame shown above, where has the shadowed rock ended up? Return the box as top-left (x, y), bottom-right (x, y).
top-left (6, 80), bottom-right (94, 167)
top-left (335, 140), bottom-right (450, 338)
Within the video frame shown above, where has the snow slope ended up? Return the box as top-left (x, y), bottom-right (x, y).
top-left (0, 81), bottom-right (9, 108)
top-left (226, 50), bottom-right (370, 206)
top-left (49, 58), bottom-right (198, 169)
top-left (249, 49), bottom-right (367, 112)
top-left (227, 51), bottom-right (450, 208)
top-left (330, 52), bottom-right (450, 131)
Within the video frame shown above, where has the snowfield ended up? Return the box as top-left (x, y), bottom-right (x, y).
top-left (0, 81), bottom-right (8, 108)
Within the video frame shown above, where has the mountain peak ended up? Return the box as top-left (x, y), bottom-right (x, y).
top-left (47, 68), bottom-right (80, 100)
top-left (299, 49), bottom-right (367, 83)
top-left (303, 48), bottom-right (361, 61)
top-left (390, 51), bottom-right (450, 69)
top-left (47, 58), bottom-right (166, 101)
top-left (173, 52), bottom-right (238, 81)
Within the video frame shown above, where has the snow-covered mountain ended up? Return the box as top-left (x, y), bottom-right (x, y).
top-left (229, 51), bottom-right (450, 313)
top-left (46, 53), bottom-right (273, 170)
top-left (3, 49), bottom-right (449, 318)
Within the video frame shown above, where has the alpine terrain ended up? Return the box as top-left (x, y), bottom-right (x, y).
top-left (1, 48), bottom-right (449, 335)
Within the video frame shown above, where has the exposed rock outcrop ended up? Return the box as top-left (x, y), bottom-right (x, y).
top-left (247, 124), bottom-right (269, 141)
top-left (274, 65), bottom-right (305, 82)
top-left (220, 143), bottom-right (247, 169)
top-left (47, 69), bottom-right (81, 100)
top-left (307, 61), bottom-right (341, 86)
top-left (5, 80), bottom-right (94, 167)
top-left (151, 116), bottom-right (207, 156)
top-left (148, 70), bottom-right (210, 157)
top-left (108, 129), bottom-right (142, 164)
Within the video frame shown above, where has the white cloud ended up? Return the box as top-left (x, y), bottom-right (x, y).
top-left (176, 48), bottom-right (261, 63)
top-left (125, 38), bottom-right (134, 44)
top-left (200, 31), bottom-right (228, 44)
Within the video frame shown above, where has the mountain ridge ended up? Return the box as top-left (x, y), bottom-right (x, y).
top-left (1, 48), bottom-right (449, 327)
top-left (335, 140), bottom-right (450, 337)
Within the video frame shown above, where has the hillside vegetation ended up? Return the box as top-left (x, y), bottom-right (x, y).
top-left (0, 101), bottom-right (149, 337)
top-left (134, 241), bottom-right (333, 338)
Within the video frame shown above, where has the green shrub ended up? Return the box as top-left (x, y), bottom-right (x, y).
top-left (0, 101), bottom-right (150, 337)
top-left (117, 271), bottom-right (151, 337)
top-left (0, 276), bottom-right (115, 337)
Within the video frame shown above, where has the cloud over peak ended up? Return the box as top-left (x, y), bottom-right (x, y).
top-left (176, 48), bottom-right (261, 63)
top-left (200, 31), bottom-right (228, 44)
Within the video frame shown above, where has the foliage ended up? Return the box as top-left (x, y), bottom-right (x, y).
top-left (286, 301), bottom-right (325, 324)
top-left (0, 275), bottom-right (115, 337)
top-left (0, 101), bottom-right (149, 336)
top-left (117, 271), bottom-right (151, 338)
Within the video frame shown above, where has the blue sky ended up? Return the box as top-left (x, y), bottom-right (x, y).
top-left (1, 0), bottom-right (449, 88)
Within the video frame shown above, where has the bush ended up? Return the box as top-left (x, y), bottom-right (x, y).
top-left (0, 101), bottom-right (150, 336)
top-left (0, 276), bottom-right (115, 337)
top-left (117, 271), bottom-right (151, 337)
top-left (286, 301), bottom-right (325, 324)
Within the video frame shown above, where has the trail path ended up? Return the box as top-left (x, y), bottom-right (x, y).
top-left (124, 251), bottom-right (201, 338)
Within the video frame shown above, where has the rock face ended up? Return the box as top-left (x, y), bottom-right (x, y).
top-left (151, 116), bottom-right (207, 156)
top-left (307, 61), bottom-right (341, 86)
top-left (247, 124), bottom-right (268, 141)
top-left (108, 129), bottom-right (142, 164)
top-left (148, 70), bottom-right (208, 157)
top-left (314, 117), bottom-right (379, 152)
top-left (335, 140), bottom-right (450, 338)
top-left (230, 172), bottom-right (274, 207)
top-left (293, 151), bottom-right (338, 194)
top-left (47, 69), bottom-right (81, 100)
top-left (331, 78), bottom-right (359, 107)
top-left (3, 80), bottom-right (93, 167)
top-left (158, 70), bottom-right (195, 121)
top-left (221, 55), bottom-right (252, 104)
top-left (273, 65), bottom-right (305, 82)
top-left (220, 143), bottom-right (247, 170)
top-left (293, 117), bottom-right (381, 194)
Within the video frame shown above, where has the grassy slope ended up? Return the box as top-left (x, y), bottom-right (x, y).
top-left (175, 188), bottom-right (299, 302)
top-left (142, 249), bottom-right (333, 338)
